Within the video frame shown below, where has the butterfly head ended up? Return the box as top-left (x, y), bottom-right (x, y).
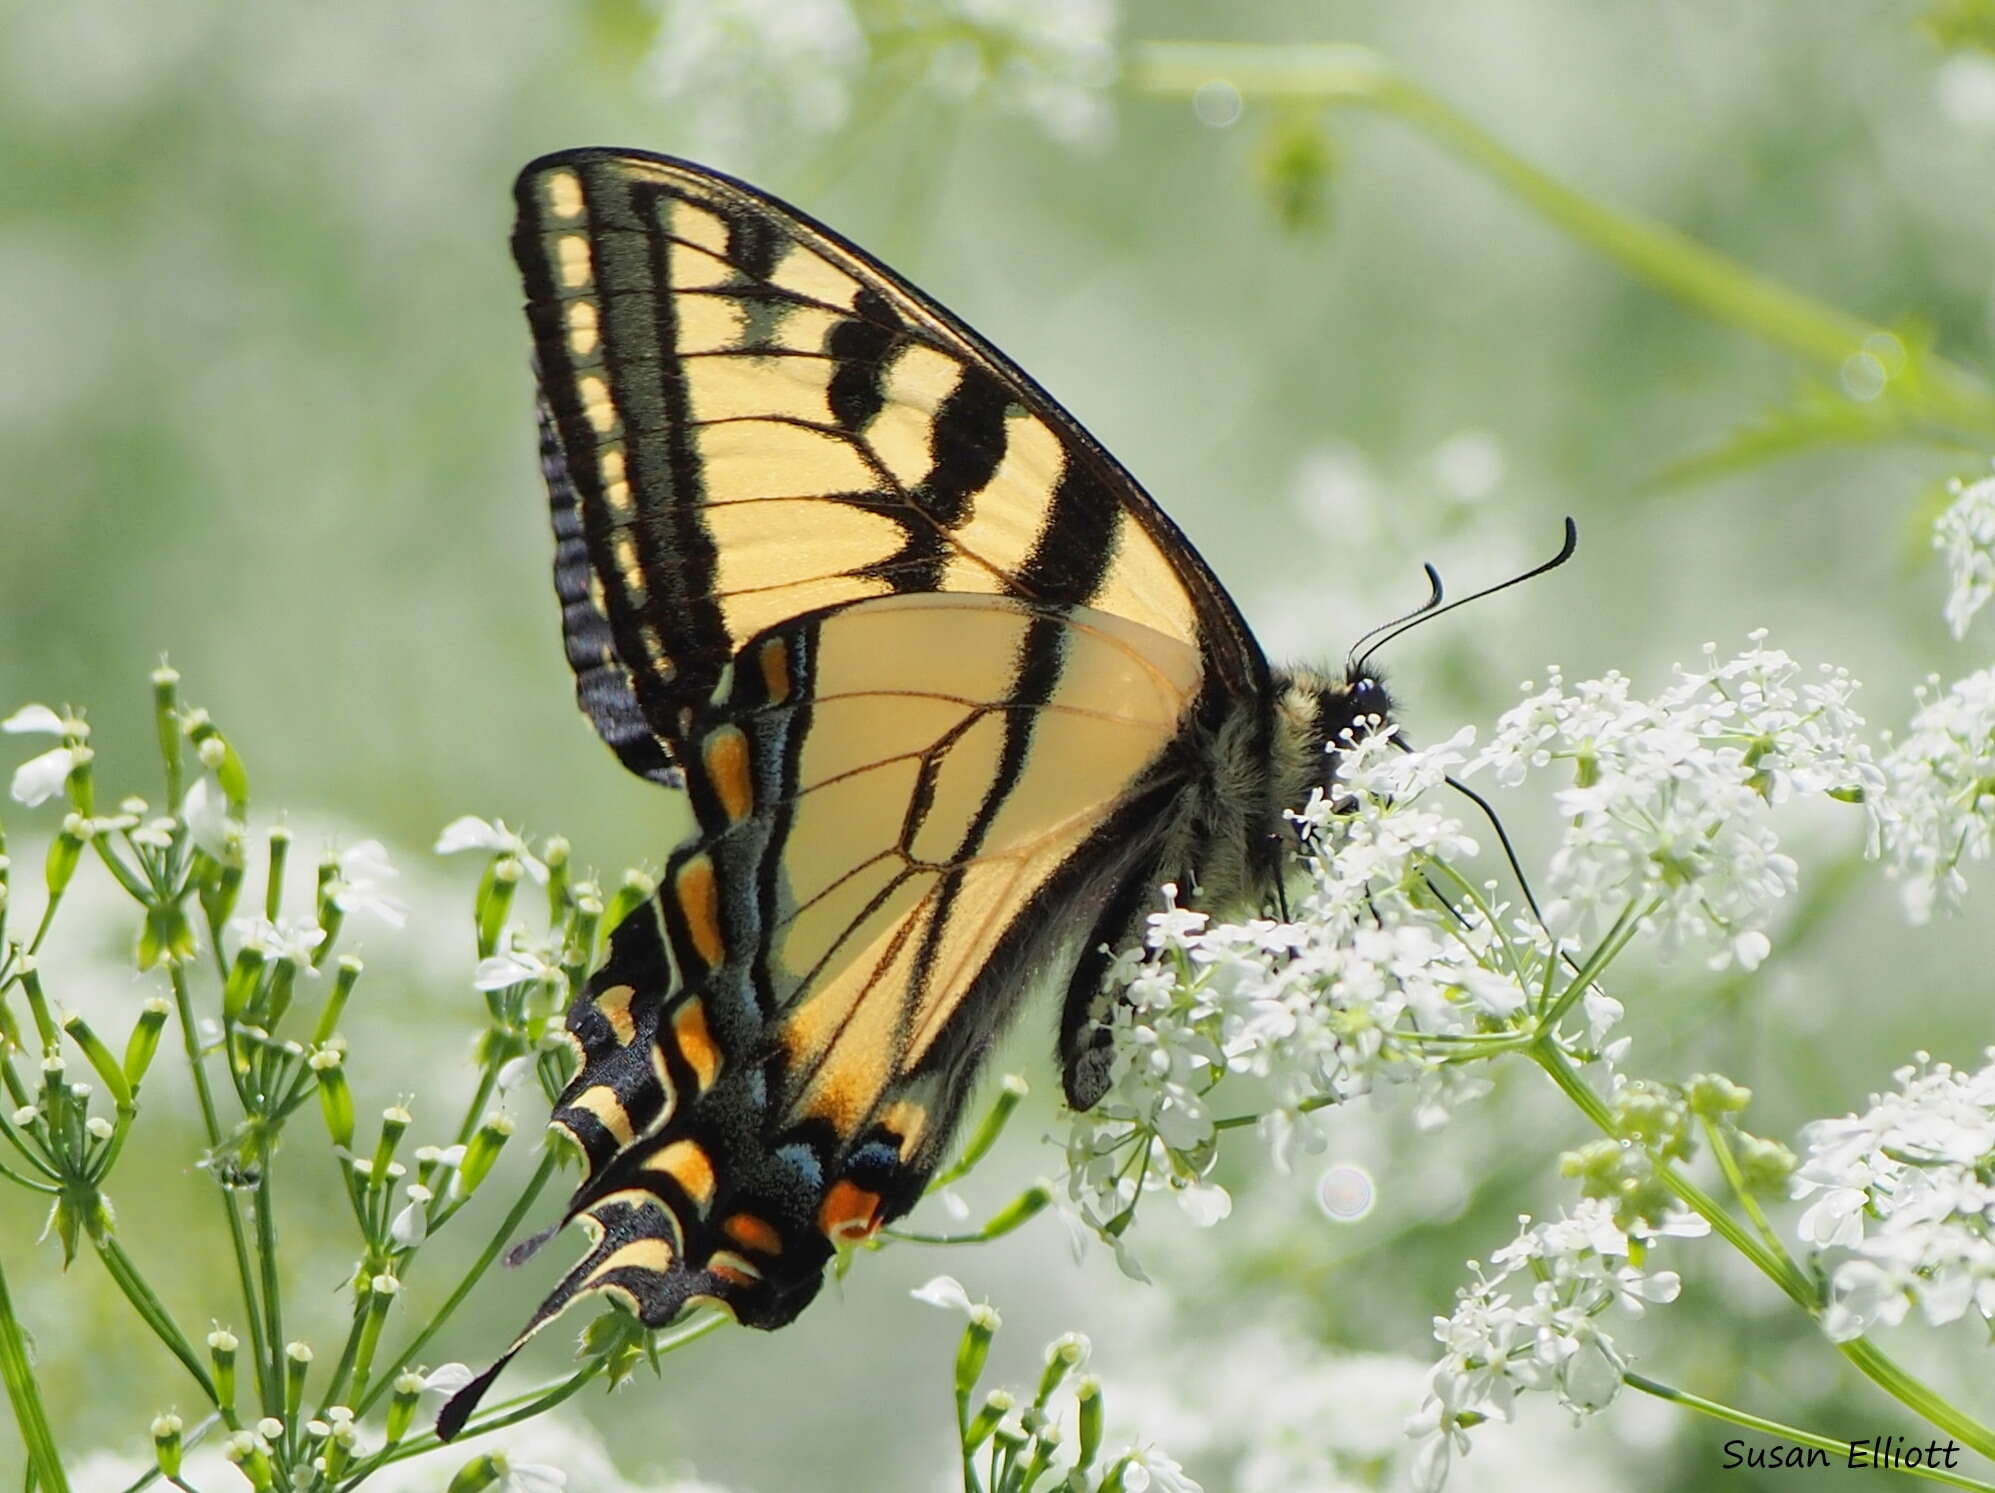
top-left (1270, 663), bottom-right (1396, 813)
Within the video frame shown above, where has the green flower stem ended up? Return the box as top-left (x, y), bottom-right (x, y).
top-left (167, 963), bottom-right (270, 1411)
top-left (1536, 897), bottom-right (1652, 1035)
top-left (92, 1234), bottom-right (219, 1404)
top-left (1700, 1114), bottom-right (1793, 1269)
top-left (1624, 1372), bottom-right (1995, 1492)
top-left (1533, 1042), bottom-right (1995, 1463)
top-left (116, 1410), bottom-right (220, 1493)
top-left (0, 1252), bottom-right (70, 1493)
top-left (1131, 42), bottom-right (1995, 440)
top-left (253, 1168), bottom-right (285, 1414)
top-left (352, 1149), bottom-right (559, 1417)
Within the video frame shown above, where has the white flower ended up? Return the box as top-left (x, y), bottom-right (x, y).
top-left (1935, 472), bottom-right (1995, 639)
top-left (231, 916), bottom-right (325, 970)
top-left (417, 1362), bottom-right (475, 1408)
top-left (1794, 1050), bottom-right (1995, 1342)
top-left (1406, 1199), bottom-right (1690, 1479)
top-left (491, 1454), bottom-right (567, 1493)
top-left (2, 705), bottom-right (68, 736)
top-left (1471, 636), bottom-right (1875, 967)
top-left (326, 840), bottom-right (407, 927)
top-left (389, 1186), bottom-right (433, 1248)
top-left (645, 0), bottom-right (867, 149)
top-left (473, 943), bottom-right (559, 992)
top-left (1117, 1447), bottom-right (1203, 1493)
top-left (9, 746), bottom-right (77, 807)
top-left (435, 816), bottom-right (548, 883)
top-left (179, 775), bottom-right (233, 856)
top-left (910, 1275), bottom-right (975, 1314)
top-left (1873, 667), bottom-right (1995, 922)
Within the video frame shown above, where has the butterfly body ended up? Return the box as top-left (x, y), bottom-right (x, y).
top-left (439, 150), bottom-right (1388, 1438)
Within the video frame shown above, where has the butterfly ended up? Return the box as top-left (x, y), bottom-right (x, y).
top-left (438, 148), bottom-right (1395, 1438)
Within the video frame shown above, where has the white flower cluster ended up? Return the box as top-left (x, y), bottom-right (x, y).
top-left (1792, 1050), bottom-right (1995, 1343)
top-left (643, 0), bottom-right (1118, 154)
top-left (1472, 634), bottom-right (1877, 971)
top-left (1406, 1199), bottom-right (1700, 1492)
top-left (1935, 470), bottom-right (1995, 641)
top-left (1065, 729), bottom-right (1519, 1243)
top-left (1872, 667), bottom-right (1995, 923)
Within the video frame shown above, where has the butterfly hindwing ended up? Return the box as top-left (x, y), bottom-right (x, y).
top-left (511, 147), bottom-right (1268, 780)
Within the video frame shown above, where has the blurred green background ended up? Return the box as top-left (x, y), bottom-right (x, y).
top-left (4, 1), bottom-right (1994, 1489)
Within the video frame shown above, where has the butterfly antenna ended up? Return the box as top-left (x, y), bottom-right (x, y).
top-left (1344, 563), bottom-right (1444, 675)
top-left (1356, 516), bottom-right (1578, 673)
top-left (1443, 771), bottom-right (1549, 932)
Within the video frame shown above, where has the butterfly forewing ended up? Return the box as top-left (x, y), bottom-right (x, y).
top-left (444, 150), bottom-right (1280, 1440)
top-left (511, 148), bottom-right (1267, 776)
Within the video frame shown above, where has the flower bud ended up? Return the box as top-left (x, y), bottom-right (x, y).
top-left (1735, 1134), bottom-right (1798, 1195)
top-left (285, 1341), bottom-right (313, 1420)
top-left (1075, 1375), bottom-right (1103, 1469)
top-left (1686, 1072), bottom-right (1752, 1118)
top-left (457, 1111), bottom-right (513, 1197)
top-left (209, 1329), bottom-right (239, 1412)
top-left (62, 1011), bottom-right (133, 1111)
top-left (963, 1388), bottom-right (1012, 1449)
top-left (152, 1412), bottom-right (184, 1476)
top-left (222, 943), bottom-right (267, 1024)
top-left (954, 1303), bottom-right (1000, 1409)
top-left (1034, 1331), bottom-right (1089, 1407)
top-left (980, 1183), bottom-right (1051, 1240)
top-left (313, 1049), bottom-right (354, 1149)
top-left (123, 998), bottom-right (171, 1089)
top-left (312, 956), bottom-right (363, 1044)
top-left (605, 868), bottom-right (657, 934)
top-left (368, 1105), bottom-right (412, 1190)
top-left (446, 1453), bottom-right (505, 1493)
top-left (385, 1371), bottom-right (424, 1445)
top-left (223, 1430), bottom-right (274, 1491)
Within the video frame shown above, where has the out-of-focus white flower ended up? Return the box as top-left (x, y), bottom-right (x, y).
top-left (648, 0), bottom-right (865, 148)
top-left (910, 1274), bottom-right (976, 1314)
top-left (1937, 54), bottom-right (1995, 136)
top-left (327, 839), bottom-right (407, 927)
top-left (1874, 667), bottom-right (1995, 922)
top-left (1936, 472), bottom-right (1995, 639)
top-left (1406, 1199), bottom-right (1690, 1487)
top-left (230, 915), bottom-right (325, 970)
top-left (9, 746), bottom-right (78, 807)
top-left (180, 774), bottom-right (232, 855)
top-left (492, 1453), bottom-right (566, 1493)
top-left (2, 704), bottom-right (69, 736)
top-left (1794, 1050), bottom-right (1995, 1342)
top-left (642, 0), bottom-right (1119, 154)
top-left (1471, 635), bottom-right (1877, 968)
top-left (1116, 1446), bottom-right (1203, 1493)
top-left (473, 942), bottom-right (560, 992)
top-left (435, 816), bottom-right (548, 883)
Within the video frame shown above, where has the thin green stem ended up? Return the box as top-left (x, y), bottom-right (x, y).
top-left (1700, 1114), bottom-right (1793, 1270)
top-left (1625, 1372), bottom-right (1995, 1491)
top-left (92, 1235), bottom-right (219, 1404)
top-left (253, 1168), bottom-right (285, 1415)
top-left (0, 1253), bottom-right (70, 1493)
top-left (1130, 42), bottom-right (1995, 439)
top-left (353, 1150), bottom-right (559, 1416)
top-left (167, 965), bottom-right (267, 1389)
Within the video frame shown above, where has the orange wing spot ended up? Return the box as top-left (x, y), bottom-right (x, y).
top-left (594, 984), bottom-right (637, 1044)
top-left (818, 1179), bottom-right (883, 1244)
top-left (674, 857), bottom-right (725, 968)
top-left (702, 726), bottom-right (754, 823)
top-left (707, 1249), bottom-right (763, 1286)
top-left (672, 997), bottom-right (722, 1092)
top-left (723, 1212), bottom-right (785, 1256)
top-left (759, 637), bottom-right (791, 704)
top-left (881, 1100), bottom-right (929, 1161)
top-left (644, 1138), bottom-right (716, 1211)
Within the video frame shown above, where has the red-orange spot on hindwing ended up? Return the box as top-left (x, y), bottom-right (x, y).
top-left (818, 1179), bottom-right (883, 1244)
top-left (723, 1212), bottom-right (785, 1257)
top-left (759, 637), bottom-right (791, 704)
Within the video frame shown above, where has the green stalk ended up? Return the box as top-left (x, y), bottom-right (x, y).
top-left (167, 964), bottom-right (269, 1409)
top-left (1625, 1373), bottom-right (1995, 1491)
top-left (92, 1235), bottom-right (219, 1403)
top-left (1130, 42), bottom-right (1995, 437)
top-left (0, 1253), bottom-right (70, 1492)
